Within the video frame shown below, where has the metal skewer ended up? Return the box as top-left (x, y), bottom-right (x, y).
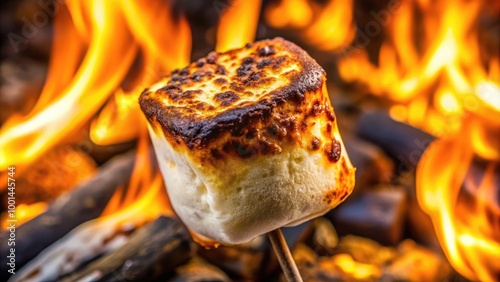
top-left (268, 228), bottom-right (303, 282)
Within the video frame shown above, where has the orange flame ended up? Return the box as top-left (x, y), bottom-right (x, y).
top-left (216, 0), bottom-right (262, 52)
top-left (100, 130), bottom-right (172, 223)
top-left (1, 202), bottom-right (47, 230)
top-left (338, 0), bottom-right (498, 136)
top-left (0, 0), bottom-right (190, 231)
top-left (413, 15), bottom-right (500, 276)
top-left (0, 0), bottom-right (136, 169)
top-left (91, 0), bottom-right (191, 145)
top-left (0, 0), bottom-right (191, 169)
top-left (417, 119), bottom-right (500, 281)
top-left (266, 0), bottom-right (355, 51)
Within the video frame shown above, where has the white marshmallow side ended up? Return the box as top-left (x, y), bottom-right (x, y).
top-left (148, 125), bottom-right (349, 245)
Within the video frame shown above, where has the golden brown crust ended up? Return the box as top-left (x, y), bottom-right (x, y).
top-left (323, 157), bottom-right (354, 205)
top-left (139, 38), bottom-right (326, 155)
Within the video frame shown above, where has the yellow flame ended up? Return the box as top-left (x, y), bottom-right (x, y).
top-left (101, 130), bottom-right (172, 220)
top-left (265, 0), bottom-right (313, 29)
top-left (266, 0), bottom-right (354, 51)
top-left (90, 0), bottom-right (191, 145)
top-left (0, 0), bottom-right (136, 169)
top-left (302, 0), bottom-right (355, 51)
top-left (216, 0), bottom-right (262, 52)
top-left (417, 119), bottom-right (500, 281)
top-left (2, 202), bottom-right (47, 230)
top-left (0, 0), bottom-right (192, 168)
top-left (337, 0), bottom-right (497, 136)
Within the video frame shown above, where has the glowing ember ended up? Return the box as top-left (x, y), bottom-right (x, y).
top-left (324, 254), bottom-right (381, 280)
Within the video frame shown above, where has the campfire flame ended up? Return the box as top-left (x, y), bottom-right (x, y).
top-left (0, 0), bottom-right (191, 169)
top-left (1, 202), bottom-right (47, 230)
top-left (417, 116), bottom-right (500, 281)
top-left (0, 0), bottom-right (191, 227)
top-left (216, 0), bottom-right (262, 52)
top-left (100, 129), bottom-right (172, 225)
top-left (337, 0), bottom-right (499, 136)
top-left (266, 0), bottom-right (355, 51)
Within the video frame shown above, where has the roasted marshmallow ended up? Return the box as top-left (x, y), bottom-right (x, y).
top-left (139, 38), bottom-right (355, 244)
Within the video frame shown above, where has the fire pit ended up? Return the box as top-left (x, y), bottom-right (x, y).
top-left (1, 0), bottom-right (498, 281)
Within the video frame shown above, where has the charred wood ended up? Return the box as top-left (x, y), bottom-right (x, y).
top-left (60, 216), bottom-right (193, 282)
top-left (0, 151), bottom-right (136, 280)
top-left (356, 111), bottom-right (434, 173)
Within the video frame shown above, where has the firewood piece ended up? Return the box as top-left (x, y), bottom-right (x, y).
top-left (170, 257), bottom-right (231, 282)
top-left (61, 216), bottom-right (193, 282)
top-left (356, 111), bottom-right (434, 173)
top-left (0, 151), bottom-right (136, 279)
top-left (199, 221), bottom-right (312, 280)
top-left (329, 188), bottom-right (407, 245)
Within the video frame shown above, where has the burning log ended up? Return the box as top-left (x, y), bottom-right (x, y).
top-left (0, 151), bottom-right (136, 279)
top-left (356, 111), bottom-right (434, 173)
top-left (60, 216), bottom-right (193, 282)
top-left (10, 216), bottom-right (191, 282)
top-left (11, 209), bottom-right (134, 282)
